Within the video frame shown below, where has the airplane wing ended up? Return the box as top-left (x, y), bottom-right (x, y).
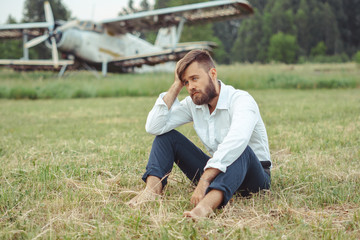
top-left (108, 42), bottom-right (217, 69)
top-left (0, 22), bottom-right (51, 39)
top-left (0, 59), bottom-right (74, 70)
top-left (101, 0), bottom-right (253, 35)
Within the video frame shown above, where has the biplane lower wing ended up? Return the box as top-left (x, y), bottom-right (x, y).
top-left (0, 43), bottom-right (214, 73)
top-left (0, 59), bottom-right (74, 71)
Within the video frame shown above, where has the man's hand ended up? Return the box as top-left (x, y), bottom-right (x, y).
top-left (171, 60), bottom-right (184, 93)
top-left (190, 168), bottom-right (221, 206)
top-left (190, 178), bottom-right (209, 206)
top-left (162, 60), bottom-right (184, 109)
top-left (174, 60), bottom-right (183, 86)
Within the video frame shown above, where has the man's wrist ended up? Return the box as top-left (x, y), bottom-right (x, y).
top-left (199, 177), bottom-right (211, 183)
top-left (173, 80), bottom-right (183, 92)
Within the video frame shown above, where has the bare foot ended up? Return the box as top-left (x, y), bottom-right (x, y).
top-left (183, 205), bottom-right (214, 220)
top-left (127, 189), bottom-right (161, 207)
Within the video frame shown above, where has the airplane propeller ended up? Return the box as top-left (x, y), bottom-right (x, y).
top-left (24, 35), bottom-right (49, 49)
top-left (44, 1), bottom-right (54, 30)
top-left (24, 1), bottom-right (78, 68)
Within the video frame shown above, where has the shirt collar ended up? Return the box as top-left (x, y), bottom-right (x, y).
top-left (216, 80), bottom-right (229, 110)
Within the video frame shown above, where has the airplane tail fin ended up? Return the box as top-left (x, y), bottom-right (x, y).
top-left (155, 27), bottom-right (177, 49)
top-left (155, 18), bottom-right (186, 49)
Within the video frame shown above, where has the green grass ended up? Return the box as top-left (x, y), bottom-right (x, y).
top-left (219, 63), bottom-right (360, 89)
top-left (0, 87), bottom-right (359, 239)
top-left (0, 62), bottom-right (359, 99)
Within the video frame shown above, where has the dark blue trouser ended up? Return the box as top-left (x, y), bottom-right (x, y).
top-left (142, 130), bottom-right (271, 206)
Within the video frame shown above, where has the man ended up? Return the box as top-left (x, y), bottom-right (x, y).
top-left (128, 50), bottom-right (271, 219)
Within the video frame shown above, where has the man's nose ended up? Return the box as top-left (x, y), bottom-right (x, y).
top-left (188, 81), bottom-right (196, 90)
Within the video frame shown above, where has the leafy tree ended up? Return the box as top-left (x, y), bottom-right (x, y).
top-left (263, 0), bottom-right (297, 36)
top-left (140, 0), bottom-right (151, 11)
top-left (5, 15), bottom-right (17, 24)
top-left (337, 0), bottom-right (360, 56)
top-left (295, 0), bottom-right (311, 55)
top-left (317, 3), bottom-right (341, 54)
top-left (232, 0), bottom-right (360, 63)
top-left (268, 32), bottom-right (298, 63)
top-left (354, 51), bottom-right (360, 65)
top-left (249, 0), bottom-right (267, 13)
top-left (155, 0), bottom-right (171, 9)
top-left (128, 0), bottom-right (136, 12)
top-left (212, 20), bottom-right (242, 64)
top-left (119, 0), bottom-right (150, 15)
top-left (310, 41), bottom-right (327, 56)
top-left (23, 0), bottom-right (71, 22)
top-left (0, 16), bottom-right (23, 59)
top-left (232, 9), bottom-right (266, 63)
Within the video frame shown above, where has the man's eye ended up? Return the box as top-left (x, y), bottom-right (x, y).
top-left (184, 81), bottom-right (189, 86)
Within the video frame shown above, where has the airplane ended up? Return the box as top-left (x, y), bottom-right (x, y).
top-left (0, 0), bottom-right (253, 76)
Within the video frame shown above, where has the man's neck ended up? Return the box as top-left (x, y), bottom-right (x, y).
top-left (208, 81), bottom-right (221, 114)
top-left (208, 100), bottom-right (217, 114)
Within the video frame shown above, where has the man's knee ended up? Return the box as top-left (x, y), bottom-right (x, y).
top-left (155, 130), bottom-right (179, 141)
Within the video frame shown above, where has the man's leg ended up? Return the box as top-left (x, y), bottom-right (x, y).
top-left (208, 146), bottom-right (270, 205)
top-left (183, 189), bottom-right (223, 219)
top-left (184, 146), bottom-right (270, 219)
top-left (127, 175), bottom-right (162, 206)
top-left (128, 130), bottom-right (210, 206)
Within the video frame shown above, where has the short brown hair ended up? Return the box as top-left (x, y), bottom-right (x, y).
top-left (177, 50), bottom-right (215, 82)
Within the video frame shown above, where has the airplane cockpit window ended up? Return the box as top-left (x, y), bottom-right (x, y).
top-left (78, 21), bottom-right (104, 33)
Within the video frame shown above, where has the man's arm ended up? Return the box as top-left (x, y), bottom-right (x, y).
top-left (162, 80), bottom-right (183, 110)
top-left (163, 61), bottom-right (184, 109)
top-left (190, 168), bottom-right (221, 206)
top-left (145, 61), bottom-right (191, 135)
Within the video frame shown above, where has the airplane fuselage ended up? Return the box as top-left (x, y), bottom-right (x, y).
top-left (52, 28), bottom-right (163, 64)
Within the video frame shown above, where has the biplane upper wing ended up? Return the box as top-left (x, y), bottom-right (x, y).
top-left (0, 22), bottom-right (51, 39)
top-left (101, 0), bottom-right (253, 35)
top-left (109, 42), bottom-right (217, 69)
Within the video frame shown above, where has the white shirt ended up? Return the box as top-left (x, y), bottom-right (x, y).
top-left (145, 81), bottom-right (271, 173)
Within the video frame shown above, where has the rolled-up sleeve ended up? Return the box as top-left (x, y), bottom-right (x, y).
top-left (145, 93), bottom-right (192, 135)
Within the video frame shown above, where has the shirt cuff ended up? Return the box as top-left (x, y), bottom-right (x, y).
top-left (204, 160), bottom-right (226, 173)
top-left (155, 92), bottom-right (168, 106)
top-left (156, 92), bottom-right (181, 110)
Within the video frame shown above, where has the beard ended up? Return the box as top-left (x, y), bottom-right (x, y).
top-left (191, 76), bottom-right (218, 105)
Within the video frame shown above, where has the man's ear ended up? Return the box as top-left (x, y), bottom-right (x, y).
top-left (210, 68), bottom-right (217, 80)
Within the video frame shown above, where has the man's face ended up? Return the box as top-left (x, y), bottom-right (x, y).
top-left (182, 61), bottom-right (217, 105)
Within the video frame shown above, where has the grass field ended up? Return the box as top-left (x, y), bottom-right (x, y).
top-left (0, 62), bottom-right (359, 99)
top-left (0, 64), bottom-right (360, 239)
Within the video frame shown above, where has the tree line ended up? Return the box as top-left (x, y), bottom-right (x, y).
top-left (1, 0), bottom-right (359, 64)
top-left (233, 0), bottom-right (360, 63)
top-left (154, 0), bottom-right (360, 64)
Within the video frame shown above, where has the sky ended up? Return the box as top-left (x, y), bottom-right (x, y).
top-left (0, 0), bottom-right (155, 24)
